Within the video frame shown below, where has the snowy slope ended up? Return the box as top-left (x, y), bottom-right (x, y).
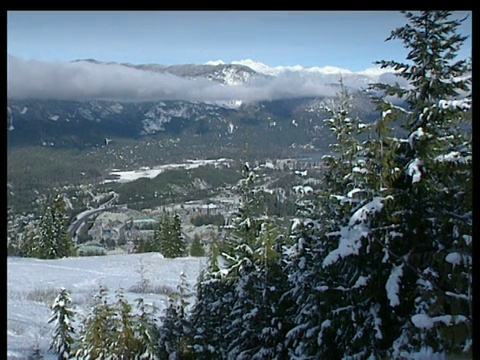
top-left (7, 253), bottom-right (207, 359)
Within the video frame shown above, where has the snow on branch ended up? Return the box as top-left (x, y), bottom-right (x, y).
top-left (434, 151), bottom-right (472, 164)
top-left (411, 313), bottom-right (469, 329)
top-left (290, 218), bottom-right (303, 232)
top-left (408, 127), bottom-right (424, 149)
top-left (322, 197), bottom-right (388, 267)
top-left (332, 275), bottom-right (370, 292)
top-left (317, 319), bottom-right (332, 347)
top-left (386, 264), bottom-right (404, 307)
top-left (322, 223), bottom-right (367, 268)
top-left (348, 196), bottom-right (387, 226)
top-left (352, 166), bottom-right (369, 174)
top-left (406, 158), bottom-right (424, 184)
top-left (353, 275), bottom-right (370, 289)
top-left (382, 109), bottom-right (393, 118)
top-left (286, 323), bottom-right (310, 339)
top-left (330, 194), bottom-right (360, 205)
top-left (445, 251), bottom-right (471, 268)
top-left (445, 291), bottom-right (469, 301)
top-left (347, 188), bottom-right (364, 198)
top-left (438, 98), bottom-right (471, 111)
top-left (293, 185), bottom-right (314, 195)
top-left (370, 304), bottom-right (383, 340)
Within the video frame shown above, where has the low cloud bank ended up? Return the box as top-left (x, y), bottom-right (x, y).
top-left (7, 55), bottom-right (402, 103)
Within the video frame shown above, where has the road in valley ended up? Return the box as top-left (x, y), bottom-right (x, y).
top-left (67, 192), bottom-right (119, 240)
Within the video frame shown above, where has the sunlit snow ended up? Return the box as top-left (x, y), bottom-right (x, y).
top-left (406, 158), bottom-right (423, 184)
top-left (7, 253), bottom-right (206, 359)
top-left (408, 127), bottom-right (424, 149)
top-left (434, 151), bottom-right (472, 164)
top-left (438, 98), bottom-right (471, 111)
top-left (323, 197), bottom-right (387, 267)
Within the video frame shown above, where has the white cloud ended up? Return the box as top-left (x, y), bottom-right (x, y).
top-left (377, 71), bottom-right (410, 88)
top-left (7, 55), bottom-right (387, 103)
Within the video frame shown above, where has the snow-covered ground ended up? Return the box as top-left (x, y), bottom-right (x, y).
top-left (103, 158), bottom-right (233, 184)
top-left (7, 253), bottom-right (207, 359)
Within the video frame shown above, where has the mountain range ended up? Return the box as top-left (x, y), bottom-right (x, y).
top-left (10, 58), bottom-right (472, 217)
top-left (7, 58), bottom-right (390, 150)
top-left (207, 58), bottom-right (393, 77)
top-left (74, 57), bottom-right (396, 90)
top-left (6, 58), bottom-right (394, 214)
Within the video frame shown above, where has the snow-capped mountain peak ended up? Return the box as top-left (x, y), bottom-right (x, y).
top-left (205, 60), bottom-right (226, 66)
top-left (231, 59), bottom-right (307, 76)
top-left (231, 59), bottom-right (278, 75)
top-left (213, 58), bottom-right (394, 79)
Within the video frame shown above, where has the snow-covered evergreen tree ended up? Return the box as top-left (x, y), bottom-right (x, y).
top-left (109, 289), bottom-right (143, 359)
top-left (101, 12), bottom-right (469, 359)
top-left (158, 213), bottom-right (172, 257)
top-left (17, 220), bottom-right (39, 257)
top-left (194, 164), bottom-right (292, 358)
top-left (158, 271), bottom-right (194, 359)
top-left (220, 163), bottom-right (264, 277)
top-left (75, 286), bottom-right (116, 359)
top-left (25, 195), bottom-right (77, 259)
top-left (137, 223), bottom-right (161, 254)
top-left (233, 220), bottom-right (292, 359)
top-left (370, 11), bottom-right (472, 357)
top-left (159, 213), bottom-right (187, 258)
top-left (284, 80), bottom-right (392, 358)
top-left (286, 10), bottom-right (472, 359)
top-left (217, 164), bottom-right (270, 358)
top-left (189, 237), bottom-right (235, 359)
top-left (134, 297), bottom-right (161, 359)
top-left (171, 213), bottom-right (187, 257)
top-left (189, 233), bottom-right (205, 257)
top-left (188, 163), bottom-right (293, 358)
top-left (48, 287), bottom-right (76, 360)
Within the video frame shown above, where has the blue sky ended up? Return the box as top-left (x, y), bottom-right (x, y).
top-left (7, 11), bottom-right (472, 71)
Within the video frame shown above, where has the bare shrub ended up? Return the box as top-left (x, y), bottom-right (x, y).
top-left (25, 286), bottom-right (71, 306)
